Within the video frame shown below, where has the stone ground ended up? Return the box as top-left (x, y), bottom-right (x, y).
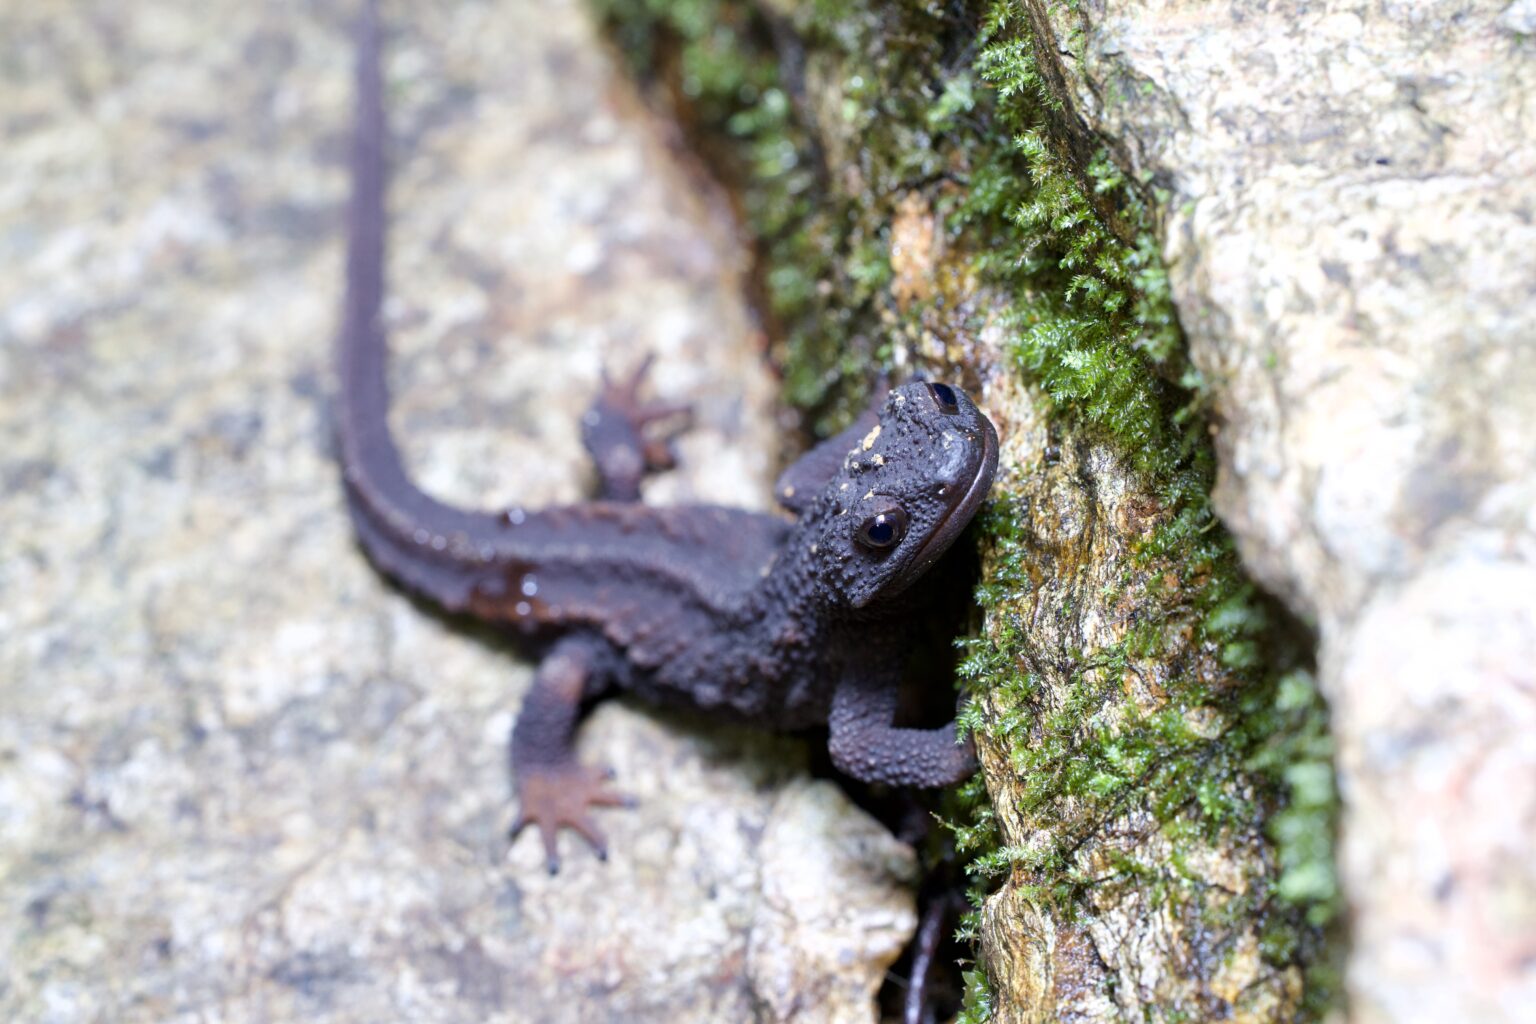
top-left (0, 2), bottom-right (917, 1022)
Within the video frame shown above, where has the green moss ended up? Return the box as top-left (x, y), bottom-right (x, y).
top-left (591, 0), bottom-right (1340, 1018)
top-left (954, 966), bottom-right (997, 1024)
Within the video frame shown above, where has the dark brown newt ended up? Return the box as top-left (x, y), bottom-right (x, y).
top-left (337, 1), bottom-right (999, 872)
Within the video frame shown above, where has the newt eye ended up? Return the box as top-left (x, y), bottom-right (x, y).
top-left (928, 382), bottom-right (960, 414)
top-left (857, 506), bottom-right (908, 550)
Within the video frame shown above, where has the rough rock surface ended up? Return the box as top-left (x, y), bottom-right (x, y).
top-left (0, 1), bottom-right (917, 1021)
top-left (974, 373), bottom-right (1302, 1024)
top-left (1020, 1), bottom-right (1536, 1019)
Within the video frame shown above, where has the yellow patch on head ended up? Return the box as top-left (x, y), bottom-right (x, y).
top-left (861, 425), bottom-right (882, 451)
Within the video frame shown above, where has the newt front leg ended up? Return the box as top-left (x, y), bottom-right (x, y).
top-left (827, 668), bottom-right (977, 788)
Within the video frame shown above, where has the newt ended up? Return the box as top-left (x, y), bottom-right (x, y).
top-left (337, 2), bottom-right (999, 871)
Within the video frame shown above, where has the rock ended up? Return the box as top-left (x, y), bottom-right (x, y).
top-left (748, 780), bottom-right (918, 1024)
top-left (587, 2), bottom-right (1327, 1018)
top-left (1018, 1), bottom-right (1536, 1019)
top-left (0, 1), bottom-right (916, 1021)
top-left (973, 376), bottom-right (1304, 1024)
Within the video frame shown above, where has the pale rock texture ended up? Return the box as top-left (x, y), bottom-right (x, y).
top-left (0, 1), bottom-right (917, 1021)
top-left (748, 781), bottom-right (918, 1024)
top-left (1020, 0), bottom-right (1536, 1019)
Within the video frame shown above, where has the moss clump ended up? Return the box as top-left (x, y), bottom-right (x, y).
top-left (954, 965), bottom-right (997, 1024)
top-left (591, 0), bottom-right (1340, 1017)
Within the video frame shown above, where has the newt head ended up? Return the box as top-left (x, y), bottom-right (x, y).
top-left (814, 381), bottom-right (998, 610)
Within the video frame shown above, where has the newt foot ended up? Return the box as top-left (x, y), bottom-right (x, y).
top-left (588, 354), bottom-right (693, 478)
top-left (511, 762), bottom-right (634, 873)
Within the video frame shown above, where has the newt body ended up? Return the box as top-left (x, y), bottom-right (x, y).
top-left (338, 3), bottom-right (999, 869)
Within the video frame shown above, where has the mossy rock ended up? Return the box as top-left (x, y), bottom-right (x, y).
top-left (590, 0), bottom-right (1342, 1018)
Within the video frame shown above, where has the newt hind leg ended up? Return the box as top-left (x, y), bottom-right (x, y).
top-left (510, 635), bottom-right (632, 872)
top-left (581, 355), bottom-right (693, 501)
